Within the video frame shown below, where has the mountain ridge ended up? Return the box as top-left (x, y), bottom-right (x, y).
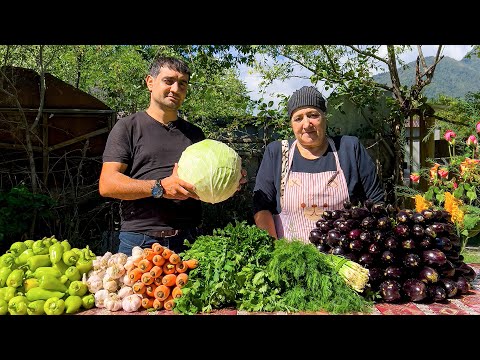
top-left (372, 52), bottom-right (480, 99)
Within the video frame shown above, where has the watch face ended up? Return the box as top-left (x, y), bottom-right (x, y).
top-left (152, 181), bottom-right (163, 198)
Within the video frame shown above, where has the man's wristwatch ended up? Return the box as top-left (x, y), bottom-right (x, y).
top-left (151, 179), bottom-right (164, 199)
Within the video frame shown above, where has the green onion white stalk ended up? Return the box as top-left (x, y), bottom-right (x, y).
top-left (322, 253), bottom-right (370, 292)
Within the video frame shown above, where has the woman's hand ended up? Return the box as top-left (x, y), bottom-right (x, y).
top-left (237, 168), bottom-right (248, 191)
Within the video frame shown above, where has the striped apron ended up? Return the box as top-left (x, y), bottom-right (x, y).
top-left (273, 137), bottom-right (350, 243)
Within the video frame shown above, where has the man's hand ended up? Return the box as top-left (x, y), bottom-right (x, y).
top-left (161, 163), bottom-right (200, 200)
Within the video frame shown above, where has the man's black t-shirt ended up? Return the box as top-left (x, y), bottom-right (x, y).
top-left (102, 111), bottom-right (206, 232)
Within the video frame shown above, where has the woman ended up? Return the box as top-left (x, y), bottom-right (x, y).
top-left (253, 86), bottom-right (384, 243)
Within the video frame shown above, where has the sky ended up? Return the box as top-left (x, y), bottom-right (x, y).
top-left (239, 45), bottom-right (474, 109)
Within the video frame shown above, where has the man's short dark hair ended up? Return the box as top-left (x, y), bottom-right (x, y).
top-left (149, 56), bottom-right (191, 80)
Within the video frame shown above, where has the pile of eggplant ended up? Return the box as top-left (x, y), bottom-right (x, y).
top-left (309, 200), bottom-right (477, 303)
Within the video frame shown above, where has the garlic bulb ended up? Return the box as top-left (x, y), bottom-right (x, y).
top-left (122, 294), bottom-right (143, 312)
top-left (104, 293), bottom-right (123, 312)
top-left (117, 286), bottom-right (134, 299)
top-left (94, 289), bottom-right (110, 308)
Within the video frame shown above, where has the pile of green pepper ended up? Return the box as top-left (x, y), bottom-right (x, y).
top-left (0, 236), bottom-right (96, 315)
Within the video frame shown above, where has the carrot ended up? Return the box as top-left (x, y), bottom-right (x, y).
top-left (154, 284), bottom-right (171, 301)
top-left (152, 298), bottom-right (164, 310)
top-left (184, 258), bottom-right (199, 269)
top-left (169, 253), bottom-right (181, 265)
top-left (150, 265), bottom-right (163, 278)
top-left (172, 286), bottom-right (183, 299)
top-left (152, 254), bottom-right (166, 267)
top-left (175, 261), bottom-right (188, 273)
top-left (161, 247), bottom-right (173, 260)
top-left (151, 242), bottom-right (164, 254)
top-left (132, 281), bottom-right (146, 295)
top-left (162, 262), bottom-right (176, 275)
top-left (145, 284), bottom-right (157, 298)
top-left (141, 272), bottom-right (154, 285)
top-left (163, 295), bottom-right (175, 311)
top-left (162, 273), bottom-right (177, 287)
top-left (153, 275), bottom-right (164, 287)
top-left (143, 248), bottom-right (156, 261)
top-left (137, 258), bottom-right (153, 273)
top-left (175, 272), bottom-right (189, 288)
top-left (141, 297), bottom-right (155, 309)
top-left (127, 268), bottom-right (143, 283)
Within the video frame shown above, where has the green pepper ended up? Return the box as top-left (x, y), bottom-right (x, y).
top-left (0, 286), bottom-right (17, 302)
top-left (6, 268), bottom-right (24, 288)
top-left (81, 294), bottom-right (95, 309)
top-left (27, 299), bottom-right (46, 315)
top-left (68, 280), bottom-right (88, 297)
top-left (32, 239), bottom-right (49, 255)
top-left (0, 267), bottom-right (12, 287)
top-left (8, 295), bottom-right (28, 315)
top-left (60, 274), bottom-right (70, 284)
top-left (82, 245), bottom-right (96, 260)
top-left (72, 247), bottom-right (83, 257)
top-left (62, 250), bottom-right (79, 266)
top-left (50, 236), bottom-right (58, 244)
top-left (8, 241), bottom-right (28, 257)
top-left (39, 274), bottom-right (68, 292)
top-left (42, 236), bottom-right (55, 248)
top-left (24, 277), bottom-right (40, 292)
top-left (0, 299), bottom-right (8, 315)
top-left (65, 266), bottom-right (81, 282)
top-left (25, 287), bottom-right (65, 302)
top-left (52, 259), bottom-right (69, 274)
top-left (60, 240), bottom-right (71, 252)
top-left (24, 239), bottom-right (35, 249)
top-left (15, 248), bottom-right (35, 266)
top-left (49, 242), bottom-right (64, 264)
top-left (0, 253), bottom-right (17, 269)
top-left (26, 254), bottom-right (52, 271)
top-left (64, 295), bottom-right (83, 314)
top-left (32, 266), bottom-right (62, 279)
top-left (76, 255), bottom-right (93, 275)
top-left (44, 297), bottom-right (65, 315)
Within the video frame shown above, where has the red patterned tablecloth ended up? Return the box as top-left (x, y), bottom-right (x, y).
top-left (78, 263), bottom-right (480, 315)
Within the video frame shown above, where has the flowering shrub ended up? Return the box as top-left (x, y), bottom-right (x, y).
top-left (409, 123), bottom-right (480, 250)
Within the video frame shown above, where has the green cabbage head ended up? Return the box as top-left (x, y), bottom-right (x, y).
top-left (177, 139), bottom-right (242, 204)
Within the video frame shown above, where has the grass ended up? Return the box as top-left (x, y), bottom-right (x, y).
top-left (463, 234), bottom-right (480, 264)
top-left (462, 249), bottom-right (480, 264)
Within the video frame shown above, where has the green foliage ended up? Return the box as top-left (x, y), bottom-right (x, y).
top-left (174, 221), bottom-right (277, 314)
top-left (267, 240), bottom-right (372, 314)
top-left (0, 185), bottom-right (55, 251)
top-left (175, 222), bottom-right (372, 314)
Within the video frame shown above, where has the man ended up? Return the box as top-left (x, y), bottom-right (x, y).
top-left (99, 56), bottom-right (246, 255)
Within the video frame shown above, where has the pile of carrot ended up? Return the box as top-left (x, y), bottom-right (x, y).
top-left (126, 242), bottom-right (198, 311)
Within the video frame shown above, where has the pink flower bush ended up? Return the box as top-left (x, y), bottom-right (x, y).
top-left (466, 135), bottom-right (477, 147)
top-left (409, 173), bottom-right (420, 183)
top-left (444, 130), bottom-right (456, 145)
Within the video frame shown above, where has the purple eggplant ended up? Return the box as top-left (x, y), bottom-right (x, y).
top-left (403, 253), bottom-right (421, 269)
top-left (455, 276), bottom-right (471, 295)
top-left (379, 279), bottom-right (402, 303)
top-left (418, 266), bottom-right (439, 284)
top-left (440, 278), bottom-right (458, 298)
top-left (422, 249), bottom-right (447, 267)
top-left (427, 284), bottom-right (447, 303)
top-left (309, 229), bottom-right (323, 245)
top-left (394, 224), bottom-right (410, 237)
top-left (402, 278), bottom-right (428, 302)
